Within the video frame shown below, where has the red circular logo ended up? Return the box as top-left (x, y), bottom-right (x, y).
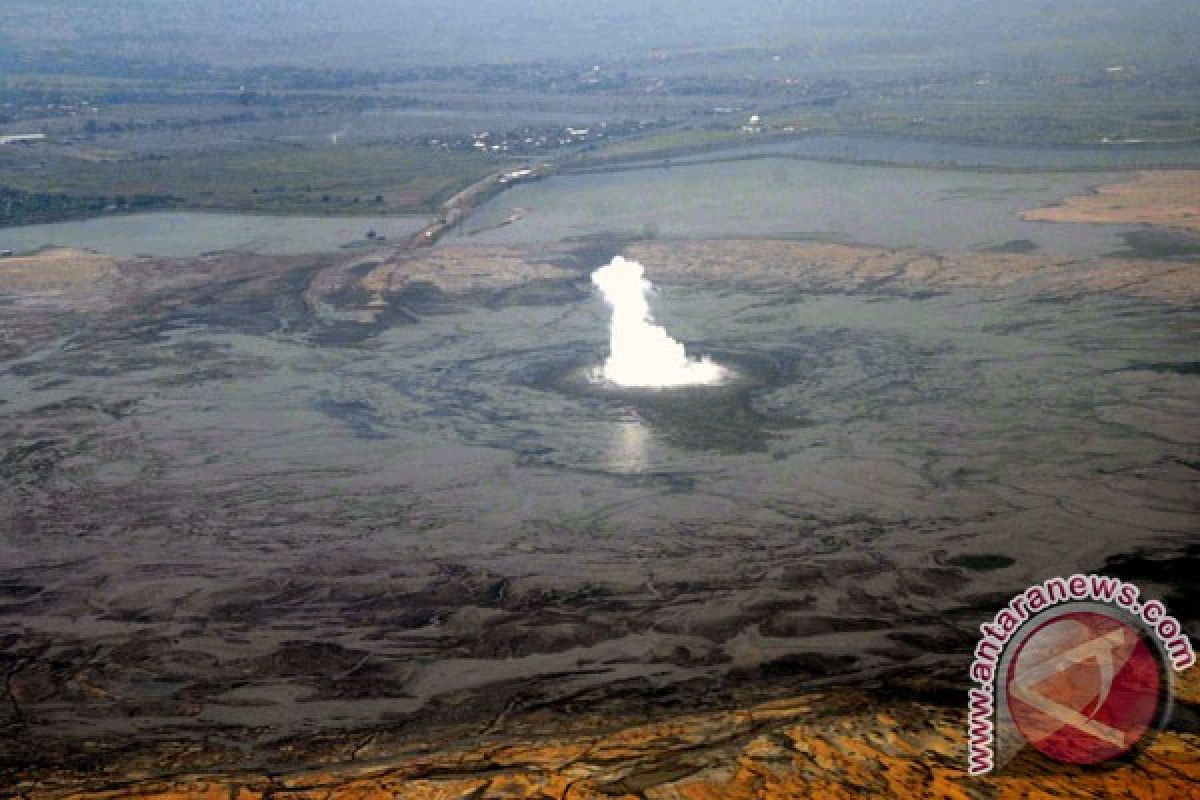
top-left (1005, 611), bottom-right (1162, 764)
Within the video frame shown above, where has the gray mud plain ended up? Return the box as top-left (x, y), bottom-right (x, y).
top-left (1, 242), bottom-right (1197, 779)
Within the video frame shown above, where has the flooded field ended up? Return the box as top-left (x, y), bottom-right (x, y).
top-left (673, 134), bottom-right (1200, 169)
top-left (0, 212), bottom-right (428, 258)
top-left (459, 159), bottom-right (1131, 255)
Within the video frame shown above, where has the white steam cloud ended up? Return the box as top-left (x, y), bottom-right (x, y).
top-left (590, 256), bottom-right (726, 388)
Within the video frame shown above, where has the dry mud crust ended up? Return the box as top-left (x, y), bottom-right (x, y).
top-left (6, 669), bottom-right (1199, 799)
top-left (622, 238), bottom-right (1200, 305)
top-left (1021, 170), bottom-right (1200, 232)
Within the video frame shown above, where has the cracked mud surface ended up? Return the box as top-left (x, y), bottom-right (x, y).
top-left (1, 239), bottom-right (1197, 795)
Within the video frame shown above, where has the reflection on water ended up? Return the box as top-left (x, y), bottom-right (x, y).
top-left (609, 415), bottom-right (651, 472)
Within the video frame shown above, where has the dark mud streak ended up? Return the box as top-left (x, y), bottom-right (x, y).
top-left (1, 661), bottom-right (25, 730)
top-left (311, 397), bottom-right (387, 440)
top-left (1107, 230), bottom-right (1200, 261)
top-left (977, 239), bottom-right (1039, 254)
top-left (1104, 545), bottom-right (1200, 622)
top-left (942, 554), bottom-right (1016, 572)
top-left (1123, 361), bottom-right (1200, 375)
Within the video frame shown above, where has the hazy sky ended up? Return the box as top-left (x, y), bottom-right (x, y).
top-left (1, 1), bottom-right (1196, 70)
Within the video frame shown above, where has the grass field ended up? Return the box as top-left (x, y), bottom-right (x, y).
top-left (0, 142), bottom-right (496, 220)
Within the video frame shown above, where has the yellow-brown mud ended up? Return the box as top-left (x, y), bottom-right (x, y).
top-left (1022, 170), bottom-right (1200, 232)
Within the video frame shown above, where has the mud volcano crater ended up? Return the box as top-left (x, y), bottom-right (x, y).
top-left (517, 346), bottom-right (802, 454)
top-left (529, 347), bottom-right (783, 396)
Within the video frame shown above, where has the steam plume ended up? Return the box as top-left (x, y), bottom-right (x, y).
top-left (590, 256), bottom-right (725, 388)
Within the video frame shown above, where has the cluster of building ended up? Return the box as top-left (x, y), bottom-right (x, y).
top-left (426, 119), bottom-right (664, 156)
top-left (0, 93), bottom-right (102, 126)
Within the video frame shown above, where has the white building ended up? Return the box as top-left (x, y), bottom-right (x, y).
top-left (0, 134), bottom-right (47, 145)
